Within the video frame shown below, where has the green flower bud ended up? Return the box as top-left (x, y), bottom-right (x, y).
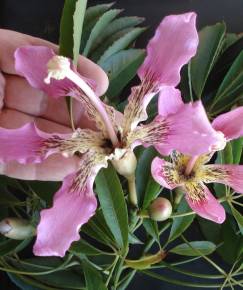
top-left (0, 218), bottom-right (35, 240)
top-left (149, 197), bottom-right (172, 221)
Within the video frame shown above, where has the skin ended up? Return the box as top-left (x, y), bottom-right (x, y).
top-left (0, 29), bottom-right (109, 181)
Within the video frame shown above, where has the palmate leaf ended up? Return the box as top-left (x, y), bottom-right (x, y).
top-left (209, 51), bottom-right (243, 114)
top-left (101, 49), bottom-right (145, 101)
top-left (59, 0), bottom-right (87, 64)
top-left (98, 27), bottom-right (146, 64)
top-left (82, 260), bottom-right (107, 290)
top-left (80, 2), bottom-right (115, 52)
top-left (91, 16), bottom-right (144, 54)
top-left (83, 9), bottom-right (122, 56)
top-left (82, 209), bottom-right (116, 248)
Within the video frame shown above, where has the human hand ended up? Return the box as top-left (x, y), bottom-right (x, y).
top-left (0, 29), bottom-right (108, 181)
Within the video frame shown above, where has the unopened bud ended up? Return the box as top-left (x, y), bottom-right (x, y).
top-left (112, 149), bottom-right (137, 179)
top-left (0, 218), bottom-right (35, 240)
top-left (149, 197), bottom-right (172, 221)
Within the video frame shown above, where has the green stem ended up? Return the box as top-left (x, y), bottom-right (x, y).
top-left (142, 270), bottom-right (243, 288)
top-left (143, 222), bottom-right (171, 254)
top-left (105, 256), bottom-right (119, 287)
top-left (127, 174), bottom-right (138, 207)
top-left (181, 235), bottom-right (226, 276)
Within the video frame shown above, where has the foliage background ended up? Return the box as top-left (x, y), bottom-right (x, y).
top-left (0, 0), bottom-right (242, 289)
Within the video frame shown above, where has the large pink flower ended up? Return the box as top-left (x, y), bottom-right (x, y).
top-left (0, 13), bottom-right (225, 257)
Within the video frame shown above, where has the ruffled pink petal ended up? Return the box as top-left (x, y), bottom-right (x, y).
top-left (155, 101), bottom-right (224, 156)
top-left (212, 107), bottom-right (243, 141)
top-left (138, 13), bottom-right (198, 87)
top-left (34, 172), bottom-right (97, 257)
top-left (151, 157), bottom-right (179, 189)
top-left (15, 46), bottom-right (77, 98)
top-left (186, 186), bottom-right (226, 224)
top-left (33, 153), bottom-right (107, 257)
top-left (0, 123), bottom-right (58, 164)
top-left (206, 164), bottom-right (243, 194)
top-left (158, 87), bottom-right (184, 117)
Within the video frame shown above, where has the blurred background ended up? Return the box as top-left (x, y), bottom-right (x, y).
top-left (0, 0), bottom-right (242, 289)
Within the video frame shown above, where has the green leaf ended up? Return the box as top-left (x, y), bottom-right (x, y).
top-left (8, 274), bottom-right (49, 290)
top-left (59, 0), bottom-right (87, 63)
top-left (128, 233), bottom-right (143, 245)
top-left (82, 209), bottom-right (116, 247)
top-left (231, 137), bottom-right (243, 164)
top-left (135, 147), bottom-right (160, 207)
top-left (222, 142), bottom-right (233, 164)
top-left (28, 181), bottom-right (60, 204)
top-left (170, 241), bottom-right (216, 256)
top-left (91, 16), bottom-right (144, 54)
top-left (143, 219), bottom-right (160, 245)
top-left (98, 27), bottom-right (145, 64)
top-left (219, 218), bottom-right (242, 264)
top-left (73, 0), bottom-right (87, 64)
top-left (95, 164), bottom-right (128, 251)
top-left (101, 49), bottom-right (145, 100)
top-left (230, 205), bottom-right (243, 235)
top-left (80, 3), bottom-right (114, 52)
top-left (82, 260), bottom-right (107, 290)
top-left (191, 23), bottom-right (226, 98)
top-left (69, 239), bottom-right (107, 255)
top-left (210, 51), bottom-right (243, 113)
top-left (83, 9), bottom-right (122, 56)
top-left (0, 188), bottom-right (20, 206)
top-left (0, 238), bottom-right (31, 256)
top-left (168, 199), bottom-right (195, 242)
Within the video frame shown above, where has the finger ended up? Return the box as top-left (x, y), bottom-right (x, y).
top-left (4, 74), bottom-right (96, 129)
top-left (0, 108), bottom-right (72, 133)
top-left (0, 154), bottom-right (80, 181)
top-left (0, 29), bottom-right (108, 96)
top-left (0, 29), bottom-right (57, 75)
top-left (0, 72), bottom-right (5, 109)
top-left (0, 108), bottom-right (80, 181)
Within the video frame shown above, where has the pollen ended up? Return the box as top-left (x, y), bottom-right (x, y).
top-left (44, 55), bottom-right (70, 84)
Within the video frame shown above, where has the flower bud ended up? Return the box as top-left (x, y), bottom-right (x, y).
top-left (112, 149), bottom-right (137, 179)
top-left (149, 197), bottom-right (172, 221)
top-left (0, 218), bottom-right (35, 240)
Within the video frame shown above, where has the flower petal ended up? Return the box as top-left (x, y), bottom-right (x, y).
top-left (156, 100), bottom-right (225, 156)
top-left (15, 46), bottom-right (78, 98)
top-left (185, 184), bottom-right (225, 224)
top-left (127, 101), bottom-right (224, 156)
top-left (202, 164), bottom-right (243, 194)
top-left (34, 152), bottom-right (107, 257)
top-left (138, 13), bottom-right (198, 87)
top-left (212, 107), bottom-right (243, 141)
top-left (151, 157), bottom-right (180, 189)
top-left (122, 84), bottom-right (158, 135)
top-left (0, 123), bottom-right (60, 164)
top-left (158, 87), bottom-right (184, 117)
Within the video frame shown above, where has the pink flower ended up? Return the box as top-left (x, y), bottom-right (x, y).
top-left (151, 89), bottom-right (243, 224)
top-left (0, 13), bottom-right (225, 257)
